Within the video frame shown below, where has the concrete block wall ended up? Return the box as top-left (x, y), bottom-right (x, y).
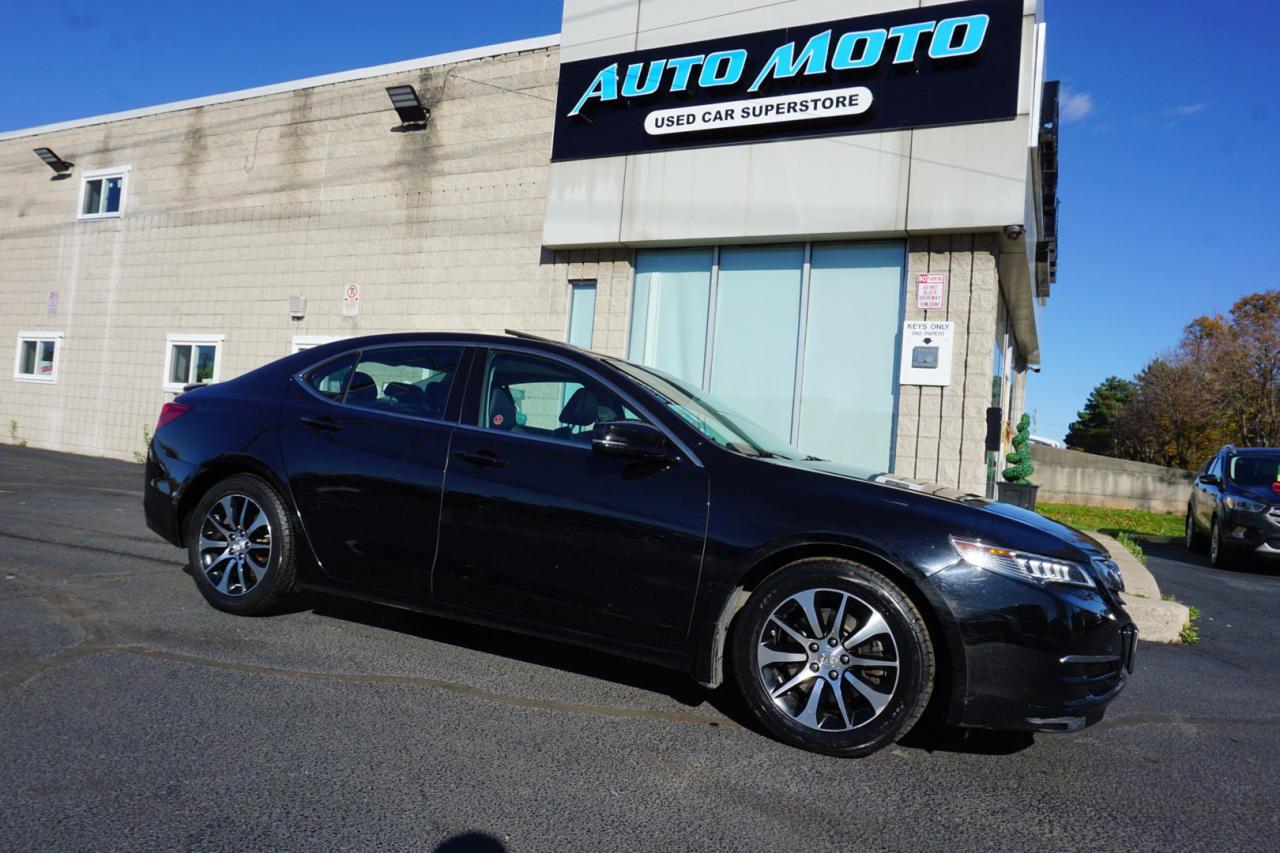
top-left (893, 234), bottom-right (999, 495)
top-left (0, 45), bottom-right (617, 461)
top-left (1030, 445), bottom-right (1197, 515)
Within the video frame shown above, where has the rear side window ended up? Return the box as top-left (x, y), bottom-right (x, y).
top-left (346, 346), bottom-right (462, 420)
top-left (307, 354), bottom-right (356, 400)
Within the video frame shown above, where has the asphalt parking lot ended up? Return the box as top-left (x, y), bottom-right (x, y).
top-left (2, 444), bottom-right (1278, 851)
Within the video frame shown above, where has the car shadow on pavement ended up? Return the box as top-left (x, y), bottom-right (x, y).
top-left (279, 589), bottom-right (1037, 755)
top-left (299, 590), bottom-right (717, 708)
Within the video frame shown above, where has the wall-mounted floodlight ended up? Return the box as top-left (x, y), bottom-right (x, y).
top-left (386, 85), bottom-right (429, 125)
top-left (34, 147), bottom-right (73, 173)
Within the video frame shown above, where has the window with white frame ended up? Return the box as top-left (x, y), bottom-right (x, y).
top-left (79, 167), bottom-right (130, 219)
top-left (291, 335), bottom-right (346, 354)
top-left (14, 331), bottom-right (63, 383)
top-left (165, 334), bottom-right (223, 391)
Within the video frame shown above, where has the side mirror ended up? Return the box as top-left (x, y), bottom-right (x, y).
top-left (592, 421), bottom-right (677, 463)
top-left (1198, 473), bottom-right (1220, 486)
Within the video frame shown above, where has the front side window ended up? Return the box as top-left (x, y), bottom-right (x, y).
top-left (14, 332), bottom-right (63, 382)
top-left (346, 346), bottom-right (462, 420)
top-left (480, 351), bottom-right (640, 443)
top-left (165, 335), bottom-right (222, 391)
top-left (80, 169), bottom-right (128, 219)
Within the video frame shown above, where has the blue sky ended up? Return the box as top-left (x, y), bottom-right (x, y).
top-left (3, 1), bottom-right (1276, 442)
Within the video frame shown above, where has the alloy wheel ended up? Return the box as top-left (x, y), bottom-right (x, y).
top-left (1210, 519), bottom-right (1221, 565)
top-left (756, 588), bottom-right (900, 732)
top-left (1186, 513), bottom-right (1194, 550)
top-left (198, 494), bottom-right (272, 596)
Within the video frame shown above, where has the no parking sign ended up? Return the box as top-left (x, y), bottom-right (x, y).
top-left (341, 283), bottom-right (361, 317)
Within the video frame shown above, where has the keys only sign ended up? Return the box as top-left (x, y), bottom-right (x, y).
top-left (900, 321), bottom-right (955, 386)
top-left (551, 0), bottom-right (1022, 161)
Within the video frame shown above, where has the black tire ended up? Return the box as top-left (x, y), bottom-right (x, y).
top-left (1185, 508), bottom-right (1206, 553)
top-left (729, 558), bottom-right (934, 757)
top-left (185, 474), bottom-right (296, 615)
top-left (1209, 517), bottom-right (1227, 569)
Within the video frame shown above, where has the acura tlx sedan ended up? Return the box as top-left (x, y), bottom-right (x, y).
top-left (144, 332), bottom-right (1136, 756)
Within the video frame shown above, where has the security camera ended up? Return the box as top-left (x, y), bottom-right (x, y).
top-left (1003, 224), bottom-right (1025, 240)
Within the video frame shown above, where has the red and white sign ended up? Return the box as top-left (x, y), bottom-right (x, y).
top-left (341, 283), bottom-right (361, 317)
top-left (915, 272), bottom-right (947, 311)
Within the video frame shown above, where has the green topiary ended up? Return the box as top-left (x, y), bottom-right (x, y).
top-left (1002, 413), bottom-right (1035, 484)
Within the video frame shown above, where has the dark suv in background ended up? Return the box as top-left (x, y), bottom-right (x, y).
top-left (1187, 445), bottom-right (1280, 567)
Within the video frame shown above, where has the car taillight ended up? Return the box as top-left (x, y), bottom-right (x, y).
top-left (156, 402), bottom-right (192, 431)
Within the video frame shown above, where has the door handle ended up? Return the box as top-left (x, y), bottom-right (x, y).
top-left (300, 415), bottom-right (342, 432)
top-left (454, 449), bottom-right (507, 468)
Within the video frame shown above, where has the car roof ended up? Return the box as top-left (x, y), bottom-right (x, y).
top-left (307, 331), bottom-right (602, 360)
top-left (1226, 446), bottom-right (1280, 455)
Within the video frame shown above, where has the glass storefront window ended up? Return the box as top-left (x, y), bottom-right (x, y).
top-left (709, 245), bottom-right (804, 441)
top-left (798, 243), bottom-right (905, 469)
top-left (627, 248), bottom-right (712, 387)
top-left (628, 242), bottom-right (905, 471)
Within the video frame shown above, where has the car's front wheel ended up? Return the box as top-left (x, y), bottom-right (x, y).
top-left (730, 558), bottom-right (934, 757)
top-left (1209, 517), bottom-right (1227, 569)
top-left (186, 474), bottom-right (296, 615)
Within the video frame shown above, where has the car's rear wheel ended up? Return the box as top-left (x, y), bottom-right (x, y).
top-left (1185, 508), bottom-right (1205, 552)
top-left (729, 558), bottom-right (934, 757)
top-left (186, 474), bottom-right (296, 615)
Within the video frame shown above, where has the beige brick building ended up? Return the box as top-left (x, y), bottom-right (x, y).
top-left (1, 0), bottom-right (1052, 496)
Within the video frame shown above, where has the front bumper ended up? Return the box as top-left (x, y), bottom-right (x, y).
top-left (931, 566), bottom-right (1135, 732)
top-left (1219, 507), bottom-right (1280, 557)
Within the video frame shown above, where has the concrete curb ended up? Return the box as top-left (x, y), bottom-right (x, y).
top-left (1092, 533), bottom-right (1190, 644)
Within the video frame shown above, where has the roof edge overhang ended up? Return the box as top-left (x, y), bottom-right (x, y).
top-left (0, 33), bottom-right (561, 142)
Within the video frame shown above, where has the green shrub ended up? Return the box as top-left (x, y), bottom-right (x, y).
top-left (1002, 413), bottom-right (1034, 484)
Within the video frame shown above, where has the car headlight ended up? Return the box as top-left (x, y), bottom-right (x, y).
top-left (1224, 496), bottom-right (1268, 513)
top-left (950, 537), bottom-right (1095, 588)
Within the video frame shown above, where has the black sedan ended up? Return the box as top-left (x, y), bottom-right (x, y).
top-left (144, 332), bottom-right (1135, 756)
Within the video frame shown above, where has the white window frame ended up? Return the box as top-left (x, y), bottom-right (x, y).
top-left (164, 333), bottom-right (224, 392)
top-left (13, 331), bottom-right (64, 383)
top-left (291, 334), bottom-right (346, 354)
top-left (78, 165), bottom-right (131, 220)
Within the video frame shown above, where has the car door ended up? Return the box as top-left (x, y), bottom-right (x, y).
top-left (278, 344), bottom-right (468, 598)
top-left (433, 347), bottom-right (709, 650)
top-left (1196, 454), bottom-right (1223, 530)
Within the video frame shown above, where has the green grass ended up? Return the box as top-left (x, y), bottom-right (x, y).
top-left (1113, 531), bottom-right (1148, 565)
top-left (1037, 502), bottom-right (1184, 539)
top-left (1179, 605), bottom-right (1201, 644)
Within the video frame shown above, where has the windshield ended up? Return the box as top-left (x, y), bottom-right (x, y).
top-left (607, 359), bottom-right (801, 459)
top-left (1228, 454), bottom-right (1280, 488)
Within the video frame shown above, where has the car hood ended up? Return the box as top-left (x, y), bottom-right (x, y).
top-left (778, 458), bottom-right (1111, 559)
top-left (1229, 483), bottom-right (1280, 506)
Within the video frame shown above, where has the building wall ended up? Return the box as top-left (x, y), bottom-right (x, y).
top-left (0, 45), bottom-right (615, 460)
top-left (893, 234), bottom-right (1000, 495)
top-left (2, 37), bottom-right (1010, 486)
top-left (547, 0), bottom-right (1044, 249)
